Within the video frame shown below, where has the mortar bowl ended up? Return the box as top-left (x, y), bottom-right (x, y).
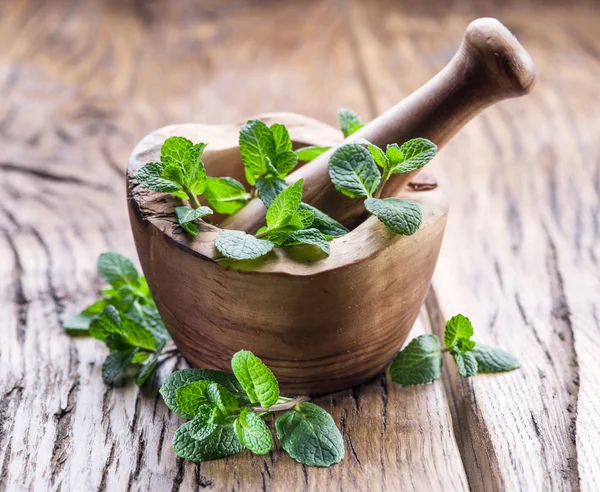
top-left (127, 113), bottom-right (448, 394)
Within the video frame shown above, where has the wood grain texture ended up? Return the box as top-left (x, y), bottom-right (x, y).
top-left (0, 0), bottom-right (598, 490)
top-left (348, 0), bottom-right (600, 490)
top-left (127, 114), bottom-right (448, 393)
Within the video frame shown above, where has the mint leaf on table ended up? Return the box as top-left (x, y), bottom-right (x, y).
top-left (126, 303), bottom-right (170, 343)
top-left (256, 176), bottom-right (288, 208)
top-left (175, 205), bottom-right (213, 236)
top-left (275, 402), bottom-right (344, 467)
top-left (239, 120), bottom-right (276, 185)
top-left (136, 340), bottom-right (165, 386)
top-left (452, 351), bottom-right (478, 377)
top-left (203, 177), bottom-right (251, 215)
top-left (102, 348), bottom-right (139, 384)
top-left (176, 381), bottom-right (211, 417)
top-left (337, 108), bottom-right (364, 138)
top-left (215, 230), bottom-right (274, 261)
top-left (298, 203), bottom-right (348, 238)
top-left (207, 383), bottom-right (239, 414)
top-left (136, 161), bottom-right (185, 195)
top-left (187, 405), bottom-right (219, 440)
top-left (390, 335), bottom-right (443, 386)
top-left (231, 350), bottom-right (279, 408)
top-left (270, 123), bottom-right (293, 154)
top-left (172, 415), bottom-right (244, 462)
top-left (328, 144), bottom-right (381, 198)
top-left (472, 345), bottom-right (520, 373)
top-left (295, 146), bottom-right (331, 162)
top-left (160, 368), bottom-right (247, 418)
top-left (97, 252), bottom-right (140, 289)
top-left (63, 299), bottom-right (108, 335)
top-left (444, 314), bottom-right (475, 349)
top-left (364, 197), bottom-right (422, 235)
top-left (235, 407), bottom-right (273, 455)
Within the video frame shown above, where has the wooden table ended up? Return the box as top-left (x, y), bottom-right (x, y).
top-left (1, 0), bottom-right (598, 490)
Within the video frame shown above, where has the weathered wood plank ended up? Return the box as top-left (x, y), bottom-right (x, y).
top-left (350, 0), bottom-right (600, 490)
top-left (0, 0), bottom-right (467, 490)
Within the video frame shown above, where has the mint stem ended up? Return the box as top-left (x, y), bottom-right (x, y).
top-left (252, 395), bottom-right (309, 413)
top-left (186, 190), bottom-right (201, 209)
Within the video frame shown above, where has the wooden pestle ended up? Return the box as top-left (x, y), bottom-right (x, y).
top-left (221, 17), bottom-right (536, 232)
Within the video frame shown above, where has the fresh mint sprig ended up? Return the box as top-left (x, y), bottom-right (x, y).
top-left (63, 252), bottom-right (173, 385)
top-left (215, 179), bottom-right (331, 260)
top-left (390, 314), bottom-right (520, 386)
top-left (136, 137), bottom-right (250, 236)
top-left (161, 350), bottom-right (345, 467)
top-left (328, 137), bottom-right (437, 236)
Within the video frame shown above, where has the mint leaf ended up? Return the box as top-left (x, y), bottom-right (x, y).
top-left (215, 230), bottom-right (274, 260)
top-left (298, 203), bottom-right (348, 238)
top-left (63, 299), bottom-right (108, 335)
top-left (283, 228), bottom-right (330, 255)
top-left (387, 138), bottom-right (437, 175)
top-left (273, 150), bottom-right (298, 177)
top-left (137, 340), bottom-right (165, 386)
top-left (204, 177), bottom-right (250, 215)
top-left (231, 350), bottom-right (279, 408)
top-left (239, 120), bottom-right (276, 185)
top-left (444, 314), bottom-right (474, 349)
top-left (265, 179), bottom-right (304, 232)
top-left (337, 108), bottom-right (364, 138)
top-left (187, 405), bottom-right (219, 440)
top-left (175, 205), bottom-right (213, 236)
top-left (275, 402), bottom-right (344, 467)
top-left (88, 305), bottom-right (122, 341)
top-left (390, 335), bottom-right (443, 386)
top-left (160, 368), bottom-right (247, 418)
top-left (136, 162), bottom-right (183, 193)
top-left (172, 417), bottom-right (244, 462)
top-left (270, 123), bottom-right (293, 154)
top-left (97, 252), bottom-right (139, 289)
top-left (368, 144), bottom-right (388, 170)
top-left (256, 176), bottom-right (287, 208)
top-left (235, 407), bottom-right (273, 455)
top-left (472, 345), bottom-right (520, 373)
top-left (160, 137), bottom-right (207, 193)
top-left (207, 383), bottom-right (239, 414)
top-left (126, 303), bottom-right (170, 344)
top-left (452, 351), bottom-right (478, 377)
top-left (119, 314), bottom-right (157, 351)
top-left (103, 348), bottom-right (138, 384)
top-left (295, 146), bottom-right (331, 162)
top-left (328, 144), bottom-right (380, 198)
top-left (176, 381), bottom-right (211, 417)
top-left (364, 197), bottom-right (422, 235)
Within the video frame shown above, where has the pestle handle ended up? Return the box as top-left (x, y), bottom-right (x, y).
top-left (221, 18), bottom-right (536, 232)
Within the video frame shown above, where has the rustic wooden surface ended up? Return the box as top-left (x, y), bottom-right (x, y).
top-left (0, 0), bottom-right (598, 491)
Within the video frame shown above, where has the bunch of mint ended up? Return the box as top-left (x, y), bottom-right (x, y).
top-left (295, 108), bottom-right (365, 162)
top-left (215, 179), bottom-right (333, 260)
top-left (161, 350), bottom-right (344, 467)
top-left (63, 252), bottom-right (172, 385)
top-left (136, 137), bottom-right (251, 235)
top-left (390, 314), bottom-right (520, 386)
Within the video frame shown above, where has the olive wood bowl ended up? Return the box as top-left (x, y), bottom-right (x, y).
top-left (127, 113), bottom-right (448, 394)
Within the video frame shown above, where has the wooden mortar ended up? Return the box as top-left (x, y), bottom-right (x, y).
top-left (127, 114), bottom-right (447, 394)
